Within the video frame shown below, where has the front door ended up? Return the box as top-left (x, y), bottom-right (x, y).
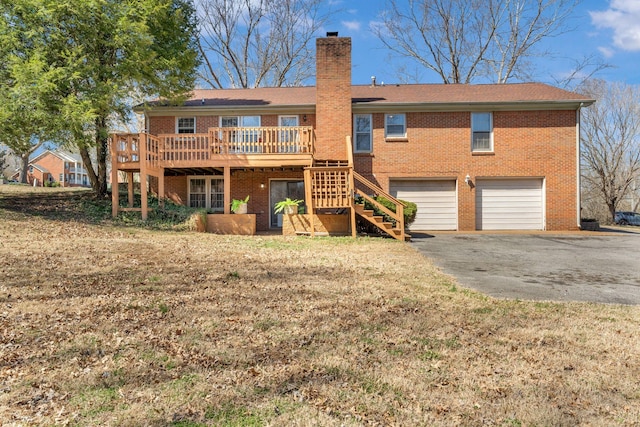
top-left (270, 180), bottom-right (305, 228)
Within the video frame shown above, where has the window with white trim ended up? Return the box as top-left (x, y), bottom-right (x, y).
top-left (354, 114), bottom-right (372, 152)
top-left (471, 112), bottom-right (493, 152)
top-left (385, 113), bottom-right (406, 138)
top-left (177, 117), bottom-right (196, 133)
top-left (189, 176), bottom-right (225, 211)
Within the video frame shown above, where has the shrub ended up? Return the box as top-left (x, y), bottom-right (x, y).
top-left (376, 196), bottom-right (417, 227)
top-left (361, 195), bottom-right (417, 228)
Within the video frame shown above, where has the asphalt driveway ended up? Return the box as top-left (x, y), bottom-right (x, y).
top-left (410, 228), bottom-right (640, 305)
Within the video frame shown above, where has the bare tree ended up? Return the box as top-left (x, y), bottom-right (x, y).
top-left (197, 0), bottom-right (333, 88)
top-left (580, 80), bottom-right (640, 222)
top-left (372, 0), bottom-right (580, 84)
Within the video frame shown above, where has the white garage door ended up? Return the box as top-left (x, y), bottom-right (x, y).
top-left (390, 180), bottom-right (457, 231)
top-left (476, 179), bottom-right (544, 230)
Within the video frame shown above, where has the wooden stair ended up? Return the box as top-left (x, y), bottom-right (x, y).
top-left (354, 204), bottom-right (411, 241)
top-left (302, 137), bottom-right (409, 242)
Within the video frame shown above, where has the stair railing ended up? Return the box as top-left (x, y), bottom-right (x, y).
top-left (352, 171), bottom-right (405, 241)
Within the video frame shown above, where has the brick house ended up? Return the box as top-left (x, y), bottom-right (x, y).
top-left (14, 150), bottom-right (91, 187)
top-left (111, 34), bottom-right (594, 237)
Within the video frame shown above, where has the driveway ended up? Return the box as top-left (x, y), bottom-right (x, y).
top-left (410, 228), bottom-right (640, 305)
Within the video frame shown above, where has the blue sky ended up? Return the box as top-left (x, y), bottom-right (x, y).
top-left (322, 0), bottom-right (640, 86)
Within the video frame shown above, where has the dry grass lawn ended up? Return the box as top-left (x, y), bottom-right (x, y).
top-left (1, 185), bottom-right (639, 426)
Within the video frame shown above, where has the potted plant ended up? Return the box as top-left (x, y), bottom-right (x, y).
top-left (231, 195), bottom-right (249, 214)
top-left (274, 198), bottom-right (303, 215)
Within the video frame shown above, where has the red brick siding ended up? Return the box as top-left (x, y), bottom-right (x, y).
top-left (149, 108), bottom-right (578, 231)
top-left (354, 110), bottom-right (578, 231)
top-left (32, 154), bottom-right (65, 186)
top-left (157, 170), bottom-right (304, 231)
top-left (164, 176), bottom-right (188, 205)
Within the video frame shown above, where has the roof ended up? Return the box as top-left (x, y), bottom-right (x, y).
top-left (30, 149), bottom-right (83, 164)
top-left (31, 164), bottom-right (49, 173)
top-left (140, 83), bottom-right (593, 113)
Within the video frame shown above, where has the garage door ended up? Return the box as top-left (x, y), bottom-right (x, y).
top-left (390, 180), bottom-right (457, 230)
top-left (475, 179), bottom-right (544, 230)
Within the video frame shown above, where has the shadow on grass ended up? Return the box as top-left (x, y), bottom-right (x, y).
top-left (0, 188), bottom-right (201, 230)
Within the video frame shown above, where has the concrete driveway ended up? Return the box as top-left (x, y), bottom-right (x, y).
top-left (410, 228), bottom-right (640, 305)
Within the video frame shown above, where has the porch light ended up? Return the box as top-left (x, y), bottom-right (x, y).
top-left (260, 183), bottom-right (265, 189)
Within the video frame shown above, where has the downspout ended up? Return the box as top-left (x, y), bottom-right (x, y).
top-left (576, 104), bottom-right (583, 229)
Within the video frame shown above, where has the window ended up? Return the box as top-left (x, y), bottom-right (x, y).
top-left (385, 114), bottom-right (406, 138)
top-left (220, 116), bottom-right (238, 128)
top-left (189, 176), bottom-right (224, 211)
top-left (177, 117), bottom-right (196, 133)
top-left (472, 112), bottom-right (493, 152)
top-left (354, 114), bottom-right (372, 152)
top-left (59, 173), bottom-right (63, 182)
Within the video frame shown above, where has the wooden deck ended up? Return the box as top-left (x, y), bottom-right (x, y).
top-left (111, 126), bottom-right (314, 171)
top-left (110, 131), bottom-right (406, 240)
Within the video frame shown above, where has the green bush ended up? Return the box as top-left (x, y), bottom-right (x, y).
top-left (361, 195), bottom-right (417, 228)
top-left (376, 196), bottom-right (417, 227)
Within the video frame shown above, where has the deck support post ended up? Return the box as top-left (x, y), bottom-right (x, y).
top-left (158, 169), bottom-right (165, 210)
top-left (304, 168), bottom-right (315, 237)
top-left (140, 133), bottom-right (148, 220)
top-left (127, 172), bottom-right (134, 207)
top-left (223, 166), bottom-right (231, 214)
top-left (346, 136), bottom-right (357, 238)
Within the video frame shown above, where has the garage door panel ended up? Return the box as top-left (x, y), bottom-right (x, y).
top-left (390, 180), bottom-right (457, 231)
top-left (476, 179), bottom-right (543, 230)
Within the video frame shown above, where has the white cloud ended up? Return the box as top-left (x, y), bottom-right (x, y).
top-left (590, 0), bottom-right (640, 51)
top-left (342, 20), bottom-right (361, 31)
top-left (598, 46), bottom-right (615, 58)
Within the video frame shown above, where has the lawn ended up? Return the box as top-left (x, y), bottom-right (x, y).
top-left (1, 185), bottom-right (639, 426)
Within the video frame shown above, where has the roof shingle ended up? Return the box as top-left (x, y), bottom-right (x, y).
top-left (147, 82), bottom-right (593, 109)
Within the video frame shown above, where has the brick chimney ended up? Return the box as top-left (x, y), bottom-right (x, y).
top-left (315, 34), bottom-right (352, 160)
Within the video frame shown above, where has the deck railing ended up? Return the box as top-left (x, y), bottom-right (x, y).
top-left (111, 126), bottom-right (314, 168)
top-left (209, 126), bottom-right (313, 155)
top-left (113, 133), bottom-right (140, 163)
top-left (161, 133), bottom-right (211, 162)
top-left (304, 166), bottom-right (352, 208)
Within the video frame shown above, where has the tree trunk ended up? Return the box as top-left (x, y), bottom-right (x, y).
top-left (608, 203), bottom-right (616, 223)
top-left (95, 115), bottom-right (108, 198)
top-left (79, 145), bottom-right (98, 193)
top-left (80, 115), bottom-right (110, 198)
top-left (20, 153), bottom-right (29, 184)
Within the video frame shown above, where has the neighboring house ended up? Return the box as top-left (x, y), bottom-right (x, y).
top-left (14, 150), bottom-right (91, 187)
top-left (111, 34), bottom-right (594, 237)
